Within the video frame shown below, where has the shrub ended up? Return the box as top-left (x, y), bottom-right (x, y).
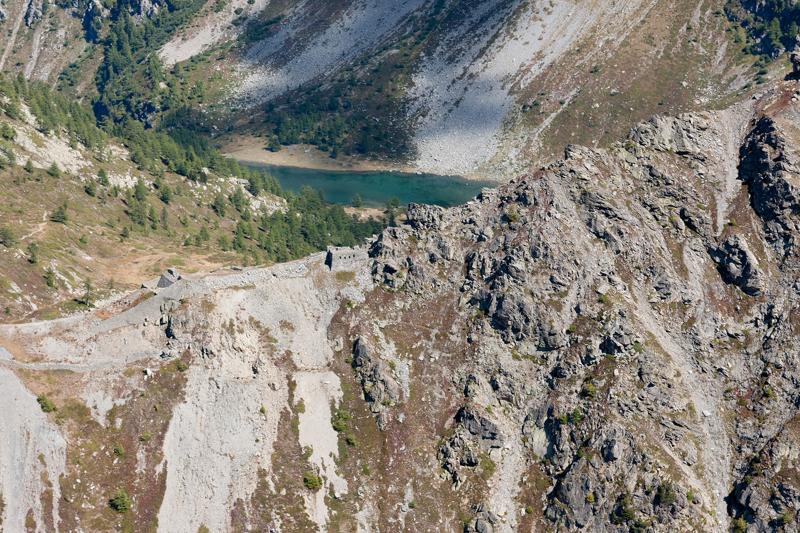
top-left (655, 482), bottom-right (676, 506)
top-left (112, 444), bottom-right (124, 457)
top-left (0, 123), bottom-right (16, 140)
top-left (731, 517), bottom-right (747, 533)
top-left (37, 394), bottom-right (56, 413)
top-left (44, 268), bottom-right (57, 288)
top-left (331, 408), bottom-right (351, 432)
top-left (568, 408), bottom-right (584, 424)
top-left (108, 489), bottom-right (132, 513)
top-left (581, 382), bottom-right (597, 399)
top-left (47, 162), bottom-right (61, 178)
top-left (50, 203), bottom-right (68, 224)
top-left (0, 226), bottom-right (16, 247)
top-left (303, 471), bottom-right (322, 491)
top-left (611, 494), bottom-right (635, 524)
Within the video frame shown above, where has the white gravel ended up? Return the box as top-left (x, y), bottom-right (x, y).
top-left (0, 367), bottom-right (66, 532)
top-left (235, 0), bottom-right (426, 105)
top-left (409, 0), bottom-right (644, 177)
top-left (160, 0), bottom-right (271, 66)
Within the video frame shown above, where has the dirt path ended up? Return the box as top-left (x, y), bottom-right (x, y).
top-left (20, 210), bottom-right (48, 241)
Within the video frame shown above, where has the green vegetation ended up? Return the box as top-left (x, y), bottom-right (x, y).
top-left (0, 74), bottom-right (105, 149)
top-left (731, 517), bottom-right (747, 533)
top-left (108, 489), bottom-right (132, 513)
top-left (26, 243), bottom-right (39, 264)
top-left (112, 444), bottom-right (125, 457)
top-left (568, 408), bottom-right (584, 424)
top-left (580, 382), bottom-right (597, 399)
top-left (93, 0), bottom-right (208, 124)
top-left (725, 1), bottom-right (800, 59)
top-left (0, 75), bottom-right (385, 279)
top-left (331, 408), bottom-right (352, 433)
top-left (302, 471), bottom-right (323, 491)
top-left (655, 482), bottom-right (676, 506)
top-left (611, 493), bottom-right (636, 524)
top-left (36, 394), bottom-right (57, 413)
top-left (44, 268), bottom-right (57, 289)
top-left (50, 203), bottom-right (68, 224)
top-left (0, 226), bottom-right (16, 247)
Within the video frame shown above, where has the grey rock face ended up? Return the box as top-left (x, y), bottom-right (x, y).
top-left (739, 117), bottom-right (800, 255)
top-left (351, 337), bottom-right (400, 429)
top-left (456, 405), bottom-right (503, 447)
top-left (362, 84), bottom-right (800, 531)
top-left (24, 0), bottom-right (42, 27)
top-left (711, 235), bottom-right (766, 296)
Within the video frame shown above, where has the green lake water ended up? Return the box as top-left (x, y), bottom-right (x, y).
top-left (244, 163), bottom-right (494, 207)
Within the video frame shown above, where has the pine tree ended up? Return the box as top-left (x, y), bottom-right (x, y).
top-left (26, 242), bottom-right (39, 264)
top-left (44, 268), bottom-right (57, 288)
top-left (212, 193), bottom-right (227, 217)
top-left (134, 178), bottom-right (148, 202)
top-left (159, 185), bottom-right (172, 204)
top-left (98, 168), bottom-right (109, 186)
top-left (160, 206), bottom-right (169, 230)
top-left (47, 162), bottom-right (61, 178)
top-left (50, 203), bottom-right (68, 224)
top-left (0, 226), bottom-right (16, 247)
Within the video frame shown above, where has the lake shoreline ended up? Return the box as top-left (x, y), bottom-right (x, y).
top-left (231, 161), bottom-right (494, 208)
top-left (221, 138), bottom-right (417, 174)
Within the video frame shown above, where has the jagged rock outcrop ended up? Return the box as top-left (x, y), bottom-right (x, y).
top-left (24, 0), bottom-right (42, 26)
top-left (351, 337), bottom-right (401, 429)
top-left (711, 235), bottom-right (767, 296)
top-left (728, 418), bottom-right (800, 532)
top-left (358, 82), bottom-right (800, 531)
top-left (3, 82), bottom-right (800, 532)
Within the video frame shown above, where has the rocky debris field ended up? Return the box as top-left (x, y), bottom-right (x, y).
top-left (2, 80), bottom-right (800, 532)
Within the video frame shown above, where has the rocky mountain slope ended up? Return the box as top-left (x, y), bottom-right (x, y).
top-left (0, 0), bottom-right (768, 179)
top-left (2, 75), bottom-right (799, 531)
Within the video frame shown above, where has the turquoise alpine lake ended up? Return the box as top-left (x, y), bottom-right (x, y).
top-left (243, 163), bottom-right (495, 207)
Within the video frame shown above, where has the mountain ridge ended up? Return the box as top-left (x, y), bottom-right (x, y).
top-left (1, 76), bottom-right (799, 531)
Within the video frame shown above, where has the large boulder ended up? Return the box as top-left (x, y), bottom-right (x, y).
top-left (711, 236), bottom-right (766, 296)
